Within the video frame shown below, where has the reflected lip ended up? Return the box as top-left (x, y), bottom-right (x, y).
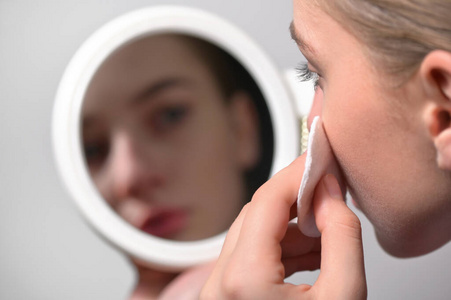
top-left (140, 207), bottom-right (189, 239)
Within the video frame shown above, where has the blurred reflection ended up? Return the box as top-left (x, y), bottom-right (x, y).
top-left (81, 34), bottom-right (273, 241)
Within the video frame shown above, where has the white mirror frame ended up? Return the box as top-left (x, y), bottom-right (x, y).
top-left (53, 5), bottom-right (304, 271)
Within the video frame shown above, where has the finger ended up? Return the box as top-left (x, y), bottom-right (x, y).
top-left (281, 223), bottom-right (320, 258)
top-left (219, 203), bottom-right (250, 257)
top-left (235, 154), bottom-right (306, 261)
top-left (312, 174), bottom-right (367, 299)
top-left (206, 205), bottom-right (249, 274)
top-left (200, 205), bottom-right (250, 298)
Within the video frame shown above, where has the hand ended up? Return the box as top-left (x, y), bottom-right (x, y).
top-left (200, 155), bottom-right (367, 299)
top-left (129, 261), bottom-right (215, 300)
top-left (159, 261), bottom-right (216, 300)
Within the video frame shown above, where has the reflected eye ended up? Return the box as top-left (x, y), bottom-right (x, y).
top-left (83, 140), bottom-right (109, 169)
top-left (150, 105), bottom-right (190, 133)
top-left (296, 62), bottom-right (320, 90)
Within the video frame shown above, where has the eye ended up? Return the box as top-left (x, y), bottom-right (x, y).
top-left (83, 139), bottom-right (109, 170)
top-left (150, 104), bottom-right (190, 133)
top-left (296, 62), bottom-right (320, 90)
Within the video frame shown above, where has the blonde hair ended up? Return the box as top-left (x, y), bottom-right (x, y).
top-left (317, 0), bottom-right (451, 79)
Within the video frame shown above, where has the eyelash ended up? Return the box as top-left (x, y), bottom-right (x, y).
top-left (295, 62), bottom-right (320, 90)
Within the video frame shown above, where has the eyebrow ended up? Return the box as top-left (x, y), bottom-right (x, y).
top-left (82, 78), bottom-right (192, 129)
top-left (289, 21), bottom-right (315, 55)
top-left (134, 77), bottom-right (192, 104)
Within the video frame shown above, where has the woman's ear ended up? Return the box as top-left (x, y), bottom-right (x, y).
top-left (420, 50), bottom-right (451, 170)
top-left (228, 91), bottom-right (261, 169)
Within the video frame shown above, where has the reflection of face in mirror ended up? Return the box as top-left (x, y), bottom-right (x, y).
top-left (81, 34), bottom-right (273, 241)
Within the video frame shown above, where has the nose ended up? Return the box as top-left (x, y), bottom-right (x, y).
top-left (307, 88), bottom-right (323, 131)
top-left (102, 131), bottom-right (163, 205)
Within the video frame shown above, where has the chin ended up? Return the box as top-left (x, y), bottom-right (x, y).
top-left (376, 233), bottom-right (421, 258)
top-left (375, 229), bottom-right (449, 258)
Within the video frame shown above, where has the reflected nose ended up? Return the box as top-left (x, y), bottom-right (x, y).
top-left (105, 132), bottom-right (163, 204)
top-left (307, 88), bottom-right (323, 131)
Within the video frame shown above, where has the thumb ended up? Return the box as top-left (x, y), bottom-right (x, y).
top-left (312, 174), bottom-right (367, 299)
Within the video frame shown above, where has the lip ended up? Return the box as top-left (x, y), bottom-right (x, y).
top-left (140, 207), bottom-right (189, 239)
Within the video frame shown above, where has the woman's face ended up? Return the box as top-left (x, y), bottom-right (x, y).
top-left (82, 35), bottom-right (259, 241)
top-left (293, 1), bottom-right (451, 257)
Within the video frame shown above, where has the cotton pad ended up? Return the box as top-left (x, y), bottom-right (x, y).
top-left (297, 116), bottom-right (345, 237)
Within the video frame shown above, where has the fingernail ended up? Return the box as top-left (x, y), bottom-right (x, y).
top-left (323, 174), bottom-right (342, 199)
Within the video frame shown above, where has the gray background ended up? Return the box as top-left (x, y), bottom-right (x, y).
top-left (1, 0), bottom-right (450, 299)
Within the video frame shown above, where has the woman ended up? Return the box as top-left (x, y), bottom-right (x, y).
top-left (201, 1), bottom-right (451, 298)
top-left (82, 34), bottom-right (272, 298)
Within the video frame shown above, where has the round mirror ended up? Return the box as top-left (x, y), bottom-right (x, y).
top-left (53, 5), bottom-right (302, 271)
top-left (81, 32), bottom-right (274, 241)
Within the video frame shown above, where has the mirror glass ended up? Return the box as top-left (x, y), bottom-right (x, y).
top-left (81, 33), bottom-right (273, 241)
